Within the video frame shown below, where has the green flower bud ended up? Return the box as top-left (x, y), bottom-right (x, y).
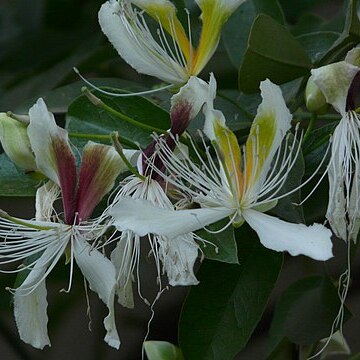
top-left (0, 113), bottom-right (36, 171)
top-left (305, 76), bottom-right (328, 114)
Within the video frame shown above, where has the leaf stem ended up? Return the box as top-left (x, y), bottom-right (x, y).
top-left (0, 210), bottom-right (55, 230)
top-left (111, 132), bottom-right (145, 181)
top-left (302, 113), bottom-right (317, 144)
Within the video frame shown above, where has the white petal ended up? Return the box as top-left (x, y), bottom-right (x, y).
top-left (110, 232), bottom-right (135, 309)
top-left (35, 181), bottom-right (60, 221)
top-left (74, 238), bottom-right (120, 349)
top-left (109, 197), bottom-right (233, 237)
top-left (326, 120), bottom-right (347, 240)
top-left (171, 76), bottom-right (209, 121)
top-left (311, 61), bottom-right (359, 115)
top-left (243, 209), bottom-right (333, 261)
top-left (98, 1), bottom-right (187, 84)
top-left (14, 276), bottom-right (50, 349)
top-left (28, 98), bottom-right (73, 185)
top-left (345, 46), bottom-right (360, 67)
top-left (245, 79), bottom-right (292, 198)
top-left (158, 233), bottom-right (199, 286)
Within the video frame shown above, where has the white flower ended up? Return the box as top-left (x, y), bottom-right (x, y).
top-left (98, 0), bottom-right (246, 84)
top-left (0, 99), bottom-right (137, 349)
top-left (311, 47), bottom-right (360, 242)
top-left (110, 79), bottom-right (333, 261)
top-left (106, 77), bottom-right (210, 302)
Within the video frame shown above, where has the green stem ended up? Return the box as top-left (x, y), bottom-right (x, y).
top-left (82, 87), bottom-right (167, 135)
top-left (295, 112), bottom-right (340, 121)
top-left (111, 132), bottom-right (145, 181)
top-left (217, 91), bottom-right (254, 121)
top-left (0, 210), bottom-right (55, 230)
top-left (302, 113), bottom-right (317, 144)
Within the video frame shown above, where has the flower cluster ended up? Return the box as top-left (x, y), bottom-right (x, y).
top-left (0, 0), bottom-right (358, 355)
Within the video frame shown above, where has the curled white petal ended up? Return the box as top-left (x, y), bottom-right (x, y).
top-left (243, 209), bottom-right (333, 261)
top-left (74, 238), bottom-right (120, 349)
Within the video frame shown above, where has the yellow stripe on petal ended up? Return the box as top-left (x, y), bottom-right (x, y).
top-left (244, 80), bottom-right (292, 198)
top-left (132, 0), bottom-right (193, 62)
top-left (214, 120), bottom-right (243, 200)
top-left (245, 111), bottom-right (276, 188)
top-left (191, 0), bottom-right (230, 75)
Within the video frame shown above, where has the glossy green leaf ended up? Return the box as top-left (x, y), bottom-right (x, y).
top-left (279, 0), bottom-right (325, 22)
top-left (179, 226), bottom-right (283, 360)
top-left (66, 89), bottom-right (170, 149)
top-left (15, 78), bottom-right (145, 114)
top-left (222, 0), bottom-right (285, 68)
top-left (290, 13), bottom-right (325, 36)
top-left (267, 276), bottom-right (352, 354)
top-left (197, 220), bottom-right (239, 264)
top-left (144, 341), bottom-right (184, 360)
top-left (0, 154), bottom-right (40, 197)
top-left (297, 31), bottom-right (340, 63)
top-left (239, 15), bottom-right (312, 93)
top-left (319, 0), bottom-right (360, 65)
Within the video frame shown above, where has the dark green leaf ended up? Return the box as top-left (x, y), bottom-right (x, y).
top-left (290, 13), bottom-right (325, 36)
top-left (197, 220), bottom-right (239, 264)
top-left (179, 226), bottom-right (283, 360)
top-left (267, 276), bottom-right (352, 354)
top-left (239, 15), bottom-right (312, 93)
top-left (319, 0), bottom-right (360, 65)
top-left (0, 36), bottom-right (102, 109)
top-left (302, 122), bottom-right (336, 175)
top-left (144, 341), bottom-right (184, 360)
top-left (0, 153), bottom-right (40, 197)
top-left (267, 338), bottom-right (296, 360)
top-left (297, 31), bottom-right (340, 63)
top-left (279, 0), bottom-right (326, 22)
top-left (66, 89), bottom-right (170, 149)
top-left (15, 78), bottom-right (145, 114)
top-left (222, 0), bottom-right (285, 68)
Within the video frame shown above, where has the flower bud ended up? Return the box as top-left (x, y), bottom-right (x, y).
top-left (305, 76), bottom-right (328, 114)
top-left (0, 113), bottom-right (36, 171)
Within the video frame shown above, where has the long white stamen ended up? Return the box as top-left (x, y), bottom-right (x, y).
top-left (73, 67), bottom-right (173, 97)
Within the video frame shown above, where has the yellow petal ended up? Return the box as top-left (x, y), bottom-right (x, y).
top-left (132, 0), bottom-right (193, 63)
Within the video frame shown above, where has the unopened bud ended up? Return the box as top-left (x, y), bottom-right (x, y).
top-left (305, 76), bottom-right (328, 114)
top-left (0, 113), bottom-right (36, 171)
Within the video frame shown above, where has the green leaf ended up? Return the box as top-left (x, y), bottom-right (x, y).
top-left (0, 35), bottom-right (102, 109)
top-left (196, 220), bottom-right (239, 264)
top-left (267, 276), bottom-right (352, 354)
top-left (297, 31), bottom-right (340, 63)
top-left (15, 78), bottom-right (145, 114)
top-left (290, 13), bottom-right (325, 36)
top-left (144, 341), bottom-right (184, 360)
top-left (319, 0), bottom-right (360, 65)
top-left (222, 0), bottom-right (284, 68)
top-left (239, 14), bottom-right (312, 93)
top-left (302, 122), bottom-right (336, 175)
top-left (179, 225), bottom-right (283, 360)
top-left (279, 0), bottom-right (326, 22)
top-left (0, 153), bottom-right (39, 197)
top-left (66, 89), bottom-right (170, 149)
